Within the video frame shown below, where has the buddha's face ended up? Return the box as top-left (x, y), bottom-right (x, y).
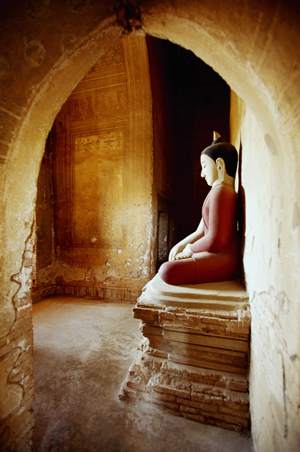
top-left (201, 154), bottom-right (218, 186)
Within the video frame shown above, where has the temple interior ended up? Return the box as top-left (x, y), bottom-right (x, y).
top-left (1, 1), bottom-right (300, 452)
top-left (33, 35), bottom-right (230, 303)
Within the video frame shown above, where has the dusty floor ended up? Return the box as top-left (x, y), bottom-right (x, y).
top-left (32, 297), bottom-right (254, 452)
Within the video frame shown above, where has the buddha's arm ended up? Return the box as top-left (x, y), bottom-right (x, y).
top-left (169, 219), bottom-right (204, 261)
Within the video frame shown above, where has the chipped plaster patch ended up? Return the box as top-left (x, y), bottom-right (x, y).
top-left (264, 133), bottom-right (278, 156)
top-left (24, 40), bottom-right (46, 68)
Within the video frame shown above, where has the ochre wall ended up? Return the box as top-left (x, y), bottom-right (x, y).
top-left (1, 1), bottom-right (300, 451)
top-left (35, 36), bottom-right (154, 301)
top-left (32, 134), bottom-right (55, 302)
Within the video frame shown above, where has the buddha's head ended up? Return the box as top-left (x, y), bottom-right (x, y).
top-left (200, 132), bottom-right (238, 186)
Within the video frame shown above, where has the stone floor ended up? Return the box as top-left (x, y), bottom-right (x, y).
top-left (32, 296), bottom-right (254, 452)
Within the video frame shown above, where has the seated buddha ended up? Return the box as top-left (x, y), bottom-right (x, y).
top-left (159, 132), bottom-right (241, 286)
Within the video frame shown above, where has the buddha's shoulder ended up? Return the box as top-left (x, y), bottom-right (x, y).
top-left (213, 182), bottom-right (236, 192)
top-left (212, 182), bottom-right (237, 198)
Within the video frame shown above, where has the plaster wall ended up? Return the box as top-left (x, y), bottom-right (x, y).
top-left (231, 92), bottom-right (300, 451)
top-left (41, 36), bottom-right (154, 298)
top-left (1, 1), bottom-right (300, 451)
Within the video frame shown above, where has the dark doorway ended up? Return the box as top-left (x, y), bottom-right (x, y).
top-left (147, 37), bottom-right (230, 269)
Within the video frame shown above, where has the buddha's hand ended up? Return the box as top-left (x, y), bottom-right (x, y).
top-left (169, 243), bottom-right (185, 261)
top-left (174, 244), bottom-right (193, 260)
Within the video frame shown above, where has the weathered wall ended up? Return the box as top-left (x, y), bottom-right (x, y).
top-left (38, 36), bottom-right (154, 301)
top-left (32, 134), bottom-right (56, 303)
top-left (0, 227), bottom-right (35, 451)
top-left (1, 1), bottom-right (300, 451)
top-left (231, 91), bottom-right (300, 451)
top-left (0, 3), bottom-right (122, 449)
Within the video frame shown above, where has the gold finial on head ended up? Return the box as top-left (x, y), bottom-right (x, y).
top-left (213, 131), bottom-right (221, 141)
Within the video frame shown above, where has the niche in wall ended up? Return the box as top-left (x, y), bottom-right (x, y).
top-left (147, 37), bottom-right (230, 256)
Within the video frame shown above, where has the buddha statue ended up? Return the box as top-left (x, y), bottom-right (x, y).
top-left (159, 132), bottom-right (241, 285)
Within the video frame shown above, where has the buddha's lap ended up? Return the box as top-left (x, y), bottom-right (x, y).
top-left (159, 251), bottom-right (240, 285)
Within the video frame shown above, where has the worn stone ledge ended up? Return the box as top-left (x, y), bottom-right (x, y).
top-left (32, 283), bottom-right (56, 304)
top-left (163, 330), bottom-right (248, 351)
top-left (56, 282), bottom-right (143, 303)
top-left (134, 275), bottom-right (250, 374)
top-left (121, 274), bottom-right (251, 431)
top-left (143, 321), bottom-right (250, 341)
top-left (126, 350), bottom-right (249, 392)
top-left (120, 353), bottom-right (250, 432)
top-left (162, 320), bottom-right (250, 336)
top-left (135, 304), bottom-right (251, 326)
top-left (145, 342), bottom-right (247, 375)
top-left (120, 350), bottom-right (250, 431)
top-left (32, 278), bottom-right (145, 304)
top-left (138, 274), bottom-right (250, 312)
top-left (169, 353), bottom-right (247, 375)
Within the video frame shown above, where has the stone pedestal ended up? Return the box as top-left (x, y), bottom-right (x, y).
top-left (119, 274), bottom-right (251, 432)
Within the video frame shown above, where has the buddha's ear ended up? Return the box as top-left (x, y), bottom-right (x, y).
top-left (216, 157), bottom-right (226, 182)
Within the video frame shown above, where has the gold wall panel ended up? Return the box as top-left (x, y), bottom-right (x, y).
top-left (72, 130), bottom-right (124, 246)
top-left (52, 35), bottom-right (154, 285)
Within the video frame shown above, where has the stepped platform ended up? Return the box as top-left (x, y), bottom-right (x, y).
top-left (119, 274), bottom-right (251, 432)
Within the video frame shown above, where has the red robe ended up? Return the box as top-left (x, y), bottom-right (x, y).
top-left (159, 182), bottom-right (241, 285)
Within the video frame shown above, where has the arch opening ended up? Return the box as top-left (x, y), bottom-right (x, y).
top-left (32, 35), bottom-right (231, 302)
top-left (1, 2), bottom-right (300, 451)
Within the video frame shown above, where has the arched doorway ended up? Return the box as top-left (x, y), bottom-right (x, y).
top-left (1, 2), bottom-right (300, 451)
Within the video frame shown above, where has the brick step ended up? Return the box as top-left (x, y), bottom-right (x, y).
top-left (119, 350), bottom-right (250, 432)
top-left (121, 275), bottom-right (251, 432)
top-left (146, 342), bottom-right (248, 374)
top-left (142, 322), bottom-right (250, 340)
